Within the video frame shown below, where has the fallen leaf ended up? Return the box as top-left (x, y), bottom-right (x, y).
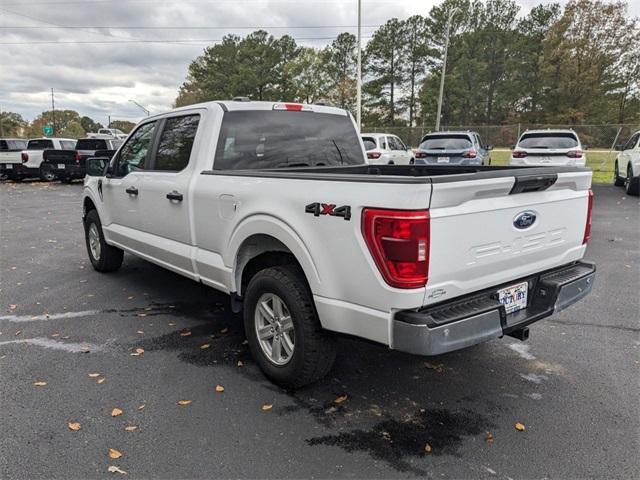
top-left (200, 343), bottom-right (210, 350)
top-left (97, 378), bottom-right (106, 384)
top-left (111, 408), bottom-right (123, 417)
top-left (124, 425), bottom-right (138, 432)
top-left (50, 332), bottom-right (60, 337)
top-left (137, 404), bottom-right (145, 411)
top-left (127, 296), bottom-right (134, 300)
top-left (237, 360), bottom-right (244, 367)
top-left (33, 381), bottom-right (47, 386)
top-left (515, 422), bottom-right (526, 431)
top-left (220, 327), bottom-right (229, 334)
top-left (168, 322), bottom-right (176, 326)
top-left (68, 422), bottom-right (81, 431)
top-left (88, 373), bottom-right (100, 378)
top-left (261, 404), bottom-right (273, 411)
top-left (180, 330), bottom-right (192, 337)
top-left (136, 330), bottom-right (144, 335)
top-left (108, 448), bottom-right (123, 459)
top-left (215, 384), bottom-right (225, 393)
top-left (177, 399), bottom-right (192, 406)
top-left (80, 346), bottom-right (91, 353)
top-left (424, 443), bottom-right (433, 453)
top-left (130, 347), bottom-right (144, 356)
top-left (15, 330), bottom-right (22, 336)
top-left (9, 304), bottom-right (17, 310)
top-left (137, 313), bottom-right (147, 318)
top-left (485, 431), bottom-right (494, 444)
top-left (107, 466), bottom-right (127, 475)
top-left (424, 362), bottom-right (444, 373)
top-left (334, 394), bottom-right (348, 404)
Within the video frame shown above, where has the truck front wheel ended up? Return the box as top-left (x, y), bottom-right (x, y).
top-left (243, 265), bottom-right (336, 388)
top-left (84, 209), bottom-right (123, 272)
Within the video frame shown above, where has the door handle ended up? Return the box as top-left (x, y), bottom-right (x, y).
top-left (125, 186), bottom-right (138, 195)
top-left (166, 191), bottom-right (183, 202)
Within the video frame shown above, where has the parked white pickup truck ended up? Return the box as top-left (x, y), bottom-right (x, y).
top-left (82, 100), bottom-right (596, 387)
top-left (6, 137), bottom-right (76, 181)
top-left (0, 138), bottom-right (28, 179)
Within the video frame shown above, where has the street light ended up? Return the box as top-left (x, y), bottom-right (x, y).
top-left (356, 0), bottom-right (362, 132)
top-left (129, 99), bottom-right (150, 116)
top-left (435, 8), bottom-right (459, 132)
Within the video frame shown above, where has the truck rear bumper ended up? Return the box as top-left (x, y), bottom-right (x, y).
top-left (391, 261), bottom-right (595, 356)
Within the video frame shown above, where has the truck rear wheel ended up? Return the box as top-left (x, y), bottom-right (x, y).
top-left (84, 209), bottom-right (123, 272)
top-left (614, 162), bottom-right (625, 187)
top-left (39, 164), bottom-right (56, 182)
top-left (243, 264), bottom-right (336, 388)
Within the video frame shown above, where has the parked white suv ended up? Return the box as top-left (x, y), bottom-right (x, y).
top-left (82, 100), bottom-right (595, 388)
top-left (510, 129), bottom-right (586, 167)
top-left (361, 133), bottom-right (414, 165)
top-left (614, 130), bottom-right (640, 196)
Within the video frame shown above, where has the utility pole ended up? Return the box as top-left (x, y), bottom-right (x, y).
top-left (129, 99), bottom-right (150, 117)
top-left (51, 88), bottom-right (56, 135)
top-left (356, 0), bottom-right (362, 132)
top-left (108, 115), bottom-right (111, 128)
top-left (435, 9), bottom-right (458, 132)
top-left (0, 104), bottom-right (4, 137)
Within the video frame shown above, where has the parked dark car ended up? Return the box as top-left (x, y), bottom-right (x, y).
top-left (41, 137), bottom-right (122, 183)
top-left (414, 131), bottom-right (492, 165)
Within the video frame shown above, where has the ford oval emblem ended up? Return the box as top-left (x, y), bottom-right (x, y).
top-left (513, 211), bottom-right (537, 229)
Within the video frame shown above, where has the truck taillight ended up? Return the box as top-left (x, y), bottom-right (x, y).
top-left (462, 149), bottom-right (477, 158)
top-left (415, 151), bottom-right (427, 159)
top-left (21, 152), bottom-right (28, 163)
top-left (75, 151), bottom-right (82, 163)
top-left (583, 189), bottom-right (593, 245)
top-left (567, 149), bottom-right (583, 158)
top-left (367, 152), bottom-right (381, 159)
top-left (361, 208), bottom-right (430, 289)
top-left (512, 150), bottom-right (527, 158)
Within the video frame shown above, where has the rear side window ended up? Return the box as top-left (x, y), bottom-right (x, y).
top-left (518, 133), bottom-right (578, 149)
top-left (76, 139), bottom-right (107, 150)
top-left (362, 137), bottom-right (376, 151)
top-left (27, 139), bottom-right (54, 150)
top-left (154, 115), bottom-right (200, 171)
top-left (60, 141), bottom-right (77, 150)
top-left (0, 140), bottom-right (7, 150)
top-left (214, 110), bottom-right (364, 170)
top-left (419, 135), bottom-right (472, 150)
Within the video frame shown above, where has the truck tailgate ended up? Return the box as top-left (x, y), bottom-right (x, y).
top-left (425, 170), bottom-right (592, 305)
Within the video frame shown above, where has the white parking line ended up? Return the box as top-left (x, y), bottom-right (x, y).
top-left (0, 337), bottom-right (105, 353)
top-left (0, 310), bottom-right (99, 323)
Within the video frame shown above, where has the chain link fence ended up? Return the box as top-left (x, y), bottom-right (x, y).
top-left (366, 124), bottom-right (640, 149)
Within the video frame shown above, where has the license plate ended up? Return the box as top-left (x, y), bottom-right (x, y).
top-left (498, 281), bottom-right (528, 314)
top-left (437, 156), bottom-right (450, 163)
top-left (6, 164), bottom-right (12, 169)
top-left (57, 164), bottom-right (65, 169)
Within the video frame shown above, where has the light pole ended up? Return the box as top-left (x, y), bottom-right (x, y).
top-left (435, 8), bottom-right (458, 132)
top-left (129, 99), bottom-right (150, 117)
top-left (356, 0), bottom-right (362, 131)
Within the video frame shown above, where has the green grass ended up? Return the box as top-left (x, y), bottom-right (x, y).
top-left (489, 149), bottom-right (617, 184)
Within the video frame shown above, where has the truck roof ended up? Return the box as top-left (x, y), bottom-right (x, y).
top-left (28, 137), bottom-right (76, 142)
top-left (151, 100), bottom-right (349, 119)
top-left (522, 129), bottom-right (577, 135)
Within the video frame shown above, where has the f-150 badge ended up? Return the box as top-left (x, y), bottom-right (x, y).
top-left (305, 202), bottom-right (351, 221)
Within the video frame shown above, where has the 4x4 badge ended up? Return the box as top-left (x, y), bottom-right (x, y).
top-left (305, 202), bottom-right (351, 221)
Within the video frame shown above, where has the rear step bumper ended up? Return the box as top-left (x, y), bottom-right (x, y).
top-left (392, 261), bottom-right (595, 356)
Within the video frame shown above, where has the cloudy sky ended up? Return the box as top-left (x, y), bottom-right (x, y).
top-left (0, 0), bottom-right (637, 125)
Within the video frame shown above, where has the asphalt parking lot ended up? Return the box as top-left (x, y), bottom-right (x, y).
top-left (0, 180), bottom-right (638, 479)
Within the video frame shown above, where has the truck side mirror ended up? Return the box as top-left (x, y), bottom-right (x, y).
top-left (487, 145), bottom-right (494, 150)
top-left (86, 157), bottom-right (109, 176)
top-left (615, 144), bottom-right (624, 151)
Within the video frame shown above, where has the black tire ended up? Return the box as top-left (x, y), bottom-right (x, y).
top-left (243, 264), bottom-right (336, 389)
top-left (625, 166), bottom-right (640, 196)
top-left (409, 158), bottom-right (415, 165)
top-left (614, 162), bottom-right (625, 186)
top-left (39, 164), bottom-right (56, 182)
top-left (84, 209), bottom-right (123, 272)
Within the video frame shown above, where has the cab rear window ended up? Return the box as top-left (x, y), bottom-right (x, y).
top-left (214, 110), bottom-right (364, 170)
top-left (76, 139), bottom-right (107, 150)
top-left (27, 139), bottom-right (54, 150)
top-left (518, 133), bottom-right (578, 149)
top-left (362, 137), bottom-right (377, 151)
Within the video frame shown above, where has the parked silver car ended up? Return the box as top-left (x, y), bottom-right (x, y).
top-left (415, 131), bottom-right (492, 165)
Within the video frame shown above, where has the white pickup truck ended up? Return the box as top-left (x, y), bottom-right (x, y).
top-left (82, 100), bottom-right (596, 388)
top-left (0, 138), bottom-right (28, 179)
top-left (5, 137), bottom-right (76, 181)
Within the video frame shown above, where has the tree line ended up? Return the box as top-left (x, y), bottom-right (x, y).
top-left (175, 0), bottom-right (639, 128)
top-left (0, 110), bottom-right (135, 138)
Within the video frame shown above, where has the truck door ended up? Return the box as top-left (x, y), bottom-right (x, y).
top-left (138, 113), bottom-right (202, 278)
top-left (101, 121), bottom-right (157, 249)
